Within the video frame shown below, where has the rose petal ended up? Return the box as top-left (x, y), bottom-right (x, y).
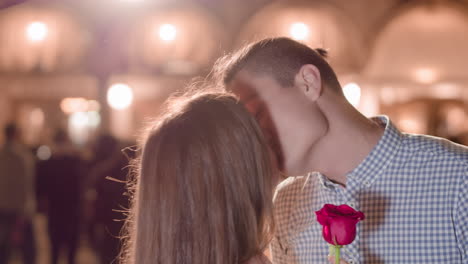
top-left (316, 211), bottom-right (329, 226)
top-left (315, 204), bottom-right (365, 246)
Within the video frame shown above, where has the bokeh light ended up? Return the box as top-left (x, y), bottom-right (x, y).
top-left (399, 117), bottom-right (425, 134)
top-left (107, 83), bottom-right (134, 110)
top-left (414, 68), bottom-right (437, 84)
top-left (289, 22), bottom-right (309, 40)
top-left (60, 97), bottom-right (89, 114)
top-left (36, 145), bottom-right (52, 160)
top-left (159, 23), bottom-right (177, 42)
top-left (87, 111), bottom-right (101, 127)
top-left (87, 100), bottom-right (101, 112)
top-left (70, 112), bottom-right (89, 127)
top-left (26, 21), bottom-right (48, 43)
top-left (68, 112), bottom-right (92, 145)
top-left (30, 108), bottom-right (44, 126)
top-left (343, 82), bottom-right (361, 107)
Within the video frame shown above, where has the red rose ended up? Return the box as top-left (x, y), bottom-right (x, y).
top-left (315, 204), bottom-right (365, 246)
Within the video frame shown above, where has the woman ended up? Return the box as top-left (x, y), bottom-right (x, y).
top-left (122, 91), bottom-right (276, 264)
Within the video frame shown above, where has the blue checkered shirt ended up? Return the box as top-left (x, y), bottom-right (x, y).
top-left (271, 116), bottom-right (468, 263)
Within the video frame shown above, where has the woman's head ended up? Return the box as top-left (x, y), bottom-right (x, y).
top-left (125, 91), bottom-right (276, 264)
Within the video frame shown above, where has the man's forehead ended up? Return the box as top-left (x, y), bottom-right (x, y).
top-left (229, 70), bottom-right (283, 99)
top-left (228, 76), bottom-right (259, 101)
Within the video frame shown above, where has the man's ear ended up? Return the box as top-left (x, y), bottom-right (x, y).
top-left (295, 64), bottom-right (322, 101)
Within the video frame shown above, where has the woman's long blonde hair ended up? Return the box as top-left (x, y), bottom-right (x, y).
top-left (122, 91), bottom-right (276, 264)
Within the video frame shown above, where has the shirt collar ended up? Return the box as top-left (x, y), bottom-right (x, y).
top-left (347, 116), bottom-right (404, 188)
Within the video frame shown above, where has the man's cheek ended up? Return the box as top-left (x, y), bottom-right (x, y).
top-left (262, 127), bottom-right (284, 170)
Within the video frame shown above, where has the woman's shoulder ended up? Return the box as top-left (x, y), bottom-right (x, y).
top-left (273, 172), bottom-right (318, 203)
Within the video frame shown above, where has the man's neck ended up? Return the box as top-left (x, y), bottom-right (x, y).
top-left (313, 117), bottom-right (383, 185)
top-left (283, 105), bottom-right (384, 186)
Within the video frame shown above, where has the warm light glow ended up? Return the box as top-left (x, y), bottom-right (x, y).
top-left (289, 22), bottom-right (309, 40)
top-left (107, 83), bottom-right (134, 110)
top-left (399, 118), bottom-right (424, 134)
top-left (445, 106), bottom-right (467, 134)
top-left (432, 83), bottom-right (460, 99)
top-left (343, 82), bottom-right (361, 107)
top-left (380, 86), bottom-right (397, 104)
top-left (68, 111), bottom-right (100, 128)
top-left (30, 108), bottom-right (44, 126)
top-left (68, 112), bottom-right (91, 145)
top-left (87, 100), bottom-right (101, 112)
top-left (159, 24), bottom-right (177, 42)
top-left (70, 112), bottom-right (89, 127)
top-left (67, 111), bottom-right (101, 145)
top-left (87, 111), bottom-right (101, 127)
top-left (414, 68), bottom-right (437, 84)
top-left (60, 98), bottom-right (89, 114)
top-left (36, 145), bottom-right (51, 160)
top-left (26, 22), bottom-right (48, 43)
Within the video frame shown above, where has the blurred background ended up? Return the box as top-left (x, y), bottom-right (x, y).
top-left (0, 0), bottom-right (467, 263)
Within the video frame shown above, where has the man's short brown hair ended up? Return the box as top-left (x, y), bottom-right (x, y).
top-left (214, 37), bottom-right (340, 90)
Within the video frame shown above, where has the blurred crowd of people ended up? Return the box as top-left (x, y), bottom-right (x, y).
top-left (0, 123), bottom-right (134, 264)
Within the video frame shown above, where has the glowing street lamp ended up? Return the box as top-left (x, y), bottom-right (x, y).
top-left (26, 21), bottom-right (48, 43)
top-left (159, 23), bottom-right (177, 42)
top-left (107, 83), bottom-right (134, 110)
top-left (289, 22), bottom-right (309, 41)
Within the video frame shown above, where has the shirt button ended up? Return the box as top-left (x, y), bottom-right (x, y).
top-left (363, 180), bottom-right (371, 187)
top-left (349, 260), bottom-right (356, 264)
top-left (348, 202), bottom-right (356, 208)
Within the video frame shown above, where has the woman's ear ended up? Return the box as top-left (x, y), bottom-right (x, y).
top-left (295, 64), bottom-right (322, 102)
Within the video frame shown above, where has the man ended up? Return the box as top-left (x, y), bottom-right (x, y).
top-left (214, 37), bottom-right (468, 263)
top-left (37, 129), bottom-right (82, 264)
top-left (0, 123), bottom-right (36, 264)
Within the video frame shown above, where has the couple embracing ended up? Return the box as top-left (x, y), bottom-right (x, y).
top-left (122, 38), bottom-right (468, 264)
